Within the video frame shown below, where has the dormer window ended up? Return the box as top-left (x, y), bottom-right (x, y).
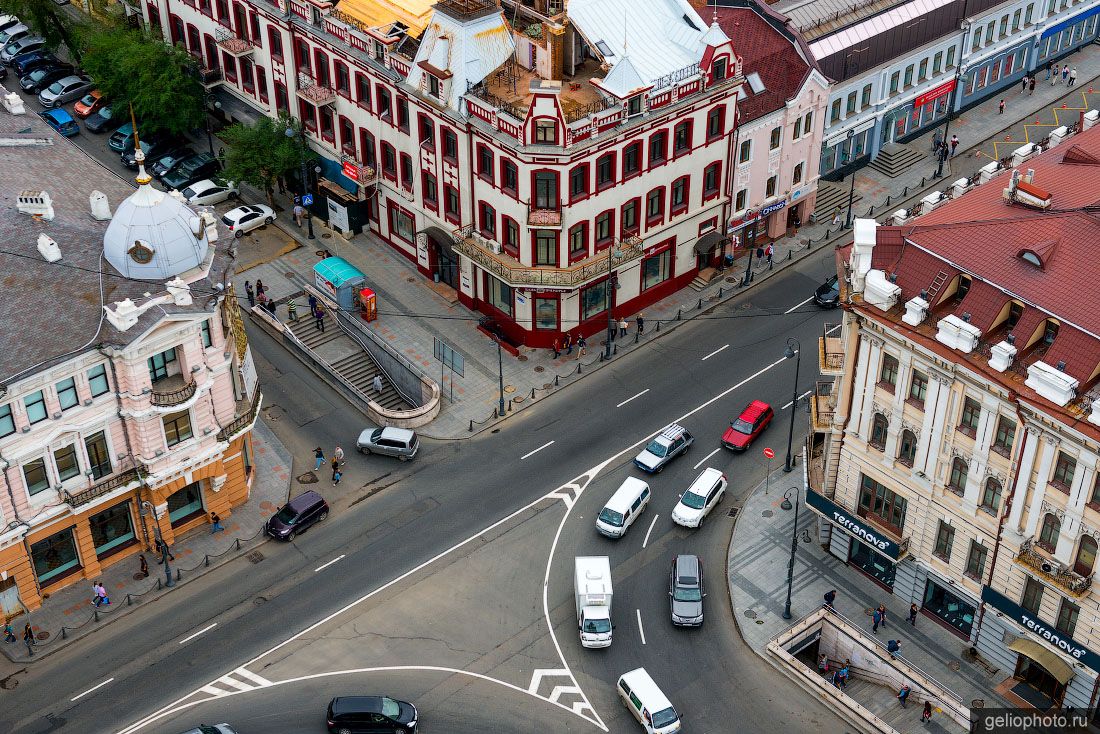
top-left (534, 119), bottom-right (557, 145)
top-left (627, 95), bottom-right (643, 117)
top-left (955, 275), bottom-right (971, 301)
top-left (374, 41), bottom-right (385, 63)
top-left (1043, 319), bottom-right (1059, 345)
top-left (713, 57), bottom-right (727, 81)
top-left (1020, 250), bottom-right (1043, 268)
top-left (1006, 301), bottom-right (1023, 329)
top-left (428, 74), bottom-right (441, 98)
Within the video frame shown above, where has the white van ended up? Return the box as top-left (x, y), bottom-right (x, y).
top-left (595, 477), bottom-right (650, 538)
top-left (617, 668), bottom-right (681, 733)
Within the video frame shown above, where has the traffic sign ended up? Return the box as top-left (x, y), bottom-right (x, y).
top-left (301, 193), bottom-right (314, 206)
top-left (763, 447), bottom-right (775, 459)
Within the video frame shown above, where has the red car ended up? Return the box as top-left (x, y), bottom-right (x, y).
top-left (722, 400), bottom-right (774, 450)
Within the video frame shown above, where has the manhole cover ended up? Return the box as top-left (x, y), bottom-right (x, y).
top-left (949, 661), bottom-right (961, 672)
top-left (504, 385), bottom-right (516, 394)
top-left (543, 383), bottom-right (552, 390)
top-left (36, 631), bottom-right (49, 640)
top-left (284, 271), bottom-right (296, 279)
top-left (725, 276), bottom-right (738, 283)
top-left (761, 509), bottom-right (773, 517)
top-left (740, 302), bottom-right (752, 310)
top-left (407, 277), bottom-right (415, 282)
top-left (744, 609), bottom-right (757, 619)
top-left (534, 366), bottom-right (545, 373)
top-left (518, 355), bottom-right (528, 361)
top-left (297, 471), bottom-right (319, 484)
top-left (727, 508), bottom-right (739, 518)
top-left (315, 250), bottom-right (326, 257)
top-left (132, 573), bottom-right (146, 580)
top-left (246, 551), bottom-right (264, 564)
top-left (513, 396), bottom-right (524, 404)
top-left (321, 233), bottom-right (332, 239)
top-left (253, 596), bottom-right (267, 606)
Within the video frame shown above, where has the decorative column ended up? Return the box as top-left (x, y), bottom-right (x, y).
top-left (853, 336), bottom-right (880, 439)
top-left (1023, 434), bottom-right (1059, 538)
top-left (1006, 427), bottom-right (1039, 534)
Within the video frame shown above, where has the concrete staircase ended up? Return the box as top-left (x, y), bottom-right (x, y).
top-left (843, 678), bottom-right (960, 733)
top-left (330, 353), bottom-right (409, 412)
top-left (869, 143), bottom-right (927, 178)
top-left (690, 267), bottom-right (719, 291)
top-left (814, 181), bottom-right (864, 221)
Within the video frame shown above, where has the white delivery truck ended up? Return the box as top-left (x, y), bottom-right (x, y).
top-left (575, 556), bottom-right (613, 648)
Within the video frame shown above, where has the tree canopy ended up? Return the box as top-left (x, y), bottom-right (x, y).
top-left (221, 115), bottom-right (316, 205)
top-left (81, 28), bottom-right (204, 137)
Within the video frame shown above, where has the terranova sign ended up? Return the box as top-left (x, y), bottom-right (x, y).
top-left (981, 586), bottom-right (1100, 672)
top-left (805, 487), bottom-right (902, 560)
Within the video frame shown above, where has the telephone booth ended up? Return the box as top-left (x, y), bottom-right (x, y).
top-left (313, 257), bottom-right (366, 310)
top-left (358, 287), bottom-right (377, 322)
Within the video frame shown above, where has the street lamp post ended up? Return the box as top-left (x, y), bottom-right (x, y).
top-left (496, 338), bottom-right (505, 417)
top-left (783, 337), bottom-right (801, 472)
top-left (604, 244), bottom-right (621, 360)
top-left (203, 93), bottom-right (222, 158)
top-left (844, 129), bottom-right (856, 229)
top-left (285, 126), bottom-right (315, 240)
top-left (780, 487), bottom-right (801, 620)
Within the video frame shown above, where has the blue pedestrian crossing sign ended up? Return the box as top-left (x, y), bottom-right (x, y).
top-left (302, 194), bottom-right (314, 206)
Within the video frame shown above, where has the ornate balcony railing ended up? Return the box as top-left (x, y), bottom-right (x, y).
top-left (198, 65), bottom-right (223, 87)
top-left (452, 226), bottom-right (644, 288)
top-left (296, 72), bottom-right (336, 106)
top-left (1015, 538), bottom-right (1093, 596)
top-left (810, 379), bottom-right (836, 432)
top-left (63, 468), bottom-right (141, 508)
top-left (218, 390), bottom-right (262, 442)
top-left (651, 62), bottom-right (701, 91)
top-left (563, 96), bottom-right (618, 123)
top-left (819, 322), bottom-right (844, 375)
top-left (527, 203), bottom-right (562, 228)
top-left (150, 378), bottom-right (197, 407)
top-left (860, 512), bottom-right (911, 559)
top-left (465, 83), bottom-right (529, 121)
top-left (215, 26), bottom-right (255, 56)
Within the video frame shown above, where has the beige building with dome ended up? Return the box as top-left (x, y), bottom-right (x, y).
top-left (0, 113), bottom-right (260, 615)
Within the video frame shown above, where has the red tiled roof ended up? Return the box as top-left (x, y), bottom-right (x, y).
top-left (1042, 326), bottom-right (1100, 384)
top-left (712, 6), bottom-right (813, 122)
top-left (951, 281), bottom-right (1007, 333)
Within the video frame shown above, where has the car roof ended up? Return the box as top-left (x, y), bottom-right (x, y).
top-left (738, 400), bottom-right (771, 422)
top-left (617, 668), bottom-right (674, 710)
top-left (189, 179), bottom-right (217, 191)
top-left (674, 553), bottom-right (701, 579)
top-left (687, 467), bottom-right (723, 493)
top-left (55, 74), bottom-right (84, 84)
top-left (604, 477), bottom-right (649, 512)
top-left (286, 490), bottom-right (324, 511)
top-left (379, 427), bottom-right (415, 441)
top-left (330, 696), bottom-right (385, 715)
top-left (43, 109), bottom-right (73, 122)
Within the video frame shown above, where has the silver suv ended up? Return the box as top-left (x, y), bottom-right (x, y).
top-left (669, 554), bottom-right (705, 626)
top-left (356, 426), bottom-right (420, 461)
top-left (633, 424), bottom-right (693, 473)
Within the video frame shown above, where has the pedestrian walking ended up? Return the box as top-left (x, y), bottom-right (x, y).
top-left (831, 670), bottom-right (841, 688)
top-left (839, 663), bottom-right (849, 690)
top-left (334, 446), bottom-right (344, 466)
top-left (921, 702), bottom-right (933, 722)
top-left (293, 203), bottom-right (305, 227)
top-left (897, 684), bottom-right (911, 707)
top-left (1029, 76), bottom-right (1036, 94)
top-left (887, 639), bottom-right (901, 659)
top-left (577, 335), bottom-right (587, 356)
top-left (1021, 75), bottom-right (1028, 93)
top-left (333, 468), bottom-right (342, 486)
top-left (823, 589), bottom-right (836, 610)
top-left (950, 134), bottom-right (959, 156)
top-left (210, 512), bottom-right (224, 533)
top-left (139, 554), bottom-right (149, 578)
top-left (998, 99), bottom-right (1005, 114)
top-left (765, 243), bottom-right (774, 268)
top-left (308, 293), bottom-right (318, 313)
top-left (286, 299), bottom-right (298, 322)
top-left (157, 537), bottom-right (175, 562)
top-left (314, 447), bottom-right (325, 471)
top-left (636, 313), bottom-right (645, 335)
top-left (931, 130), bottom-right (942, 152)
top-left (908, 603), bottom-right (918, 626)
top-left (245, 281), bottom-right (255, 308)
top-left (1070, 67), bottom-right (1078, 86)
top-left (618, 318), bottom-right (628, 338)
top-left (1047, 60), bottom-right (1054, 80)
top-left (878, 603), bottom-right (888, 628)
top-left (563, 333), bottom-right (573, 355)
top-left (552, 336), bottom-right (560, 359)
top-left (255, 279), bottom-right (265, 297)
top-left (331, 457), bottom-right (340, 481)
top-left (3, 623), bottom-right (14, 643)
top-left (23, 623), bottom-right (35, 656)
top-left (872, 607), bottom-right (882, 634)
top-left (96, 582), bottom-right (110, 606)
top-left (831, 207), bottom-right (842, 226)
top-left (313, 304), bottom-right (325, 332)
top-left (817, 653), bottom-right (829, 675)
top-left (373, 374), bottom-right (384, 394)
top-left (1063, 64), bottom-right (1070, 83)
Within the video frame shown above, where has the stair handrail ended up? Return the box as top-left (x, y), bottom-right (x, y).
top-left (332, 307), bottom-right (418, 407)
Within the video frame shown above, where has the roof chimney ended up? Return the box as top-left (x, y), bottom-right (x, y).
top-left (17, 190), bottom-right (54, 221)
top-left (36, 234), bottom-right (61, 262)
top-left (89, 191), bottom-right (111, 221)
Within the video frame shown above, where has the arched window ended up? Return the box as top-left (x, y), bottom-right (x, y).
top-left (1038, 513), bottom-right (1061, 551)
top-left (980, 478), bottom-right (1002, 514)
top-left (870, 414), bottom-right (888, 450)
top-left (898, 430), bottom-right (917, 467)
top-left (948, 458), bottom-right (969, 493)
top-left (1074, 536), bottom-right (1097, 576)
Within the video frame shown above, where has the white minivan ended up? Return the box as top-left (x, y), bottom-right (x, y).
top-left (617, 667), bottom-right (682, 733)
top-left (595, 477), bottom-right (650, 538)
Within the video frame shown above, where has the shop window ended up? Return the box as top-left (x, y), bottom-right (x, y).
top-left (1074, 536), bottom-right (1097, 576)
top-left (1053, 452), bottom-right (1076, 490)
top-left (30, 528), bottom-right (81, 584)
top-left (1057, 598), bottom-right (1080, 636)
top-left (965, 541), bottom-right (987, 579)
top-left (897, 430), bottom-right (917, 467)
top-left (959, 397), bottom-right (980, 435)
top-left (167, 482), bottom-right (203, 525)
top-left (90, 502), bottom-right (136, 558)
top-left (870, 413), bottom-right (888, 450)
top-left (163, 409), bottom-right (193, 447)
top-left (25, 390), bottom-right (47, 424)
top-left (486, 276), bottom-right (513, 317)
top-left (623, 141), bottom-right (641, 177)
top-left (642, 248), bottom-right (671, 290)
top-left (86, 431), bottom-right (112, 480)
top-left (23, 457), bottom-right (49, 496)
top-left (0, 403), bottom-right (13, 438)
top-left (534, 297), bottom-right (558, 330)
top-left (908, 369), bottom-right (927, 407)
top-left (1038, 512), bottom-right (1060, 552)
top-left (535, 230), bottom-right (557, 266)
top-left (980, 478), bottom-right (1002, 515)
top-left (148, 347), bottom-right (177, 383)
top-left (922, 579), bottom-right (975, 637)
top-left (581, 280), bottom-right (608, 320)
top-left (54, 444), bottom-right (79, 482)
top-left (933, 520), bottom-right (955, 561)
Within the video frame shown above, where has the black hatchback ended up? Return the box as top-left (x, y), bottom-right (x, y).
top-left (813, 274), bottom-right (840, 308)
top-left (266, 490), bottom-right (328, 541)
top-left (327, 696), bottom-right (418, 733)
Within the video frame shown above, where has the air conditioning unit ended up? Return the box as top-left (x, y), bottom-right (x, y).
top-left (488, 241), bottom-right (502, 254)
top-left (1041, 560), bottom-right (1063, 575)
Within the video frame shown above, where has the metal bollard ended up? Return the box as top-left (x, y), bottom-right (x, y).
top-left (555, 374), bottom-right (560, 386)
top-left (469, 419), bottom-right (474, 432)
top-left (127, 594), bottom-right (133, 606)
top-left (867, 205), bottom-right (874, 216)
top-left (204, 554), bottom-right (210, 567)
top-left (697, 297), bottom-right (703, 310)
top-left (886, 195), bottom-right (891, 205)
top-left (530, 388), bottom-right (536, 398)
top-left (787, 250), bottom-right (792, 260)
top-left (718, 287), bottom-right (723, 297)
top-left (176, 568), bottom-right (182, 581)
top-left (61, 627), bottom-right (67, 639)
top-left (677, 308), bottom-right (682, 320)
top-left (634, 332), bottom-right (640, 344)
top-left (613, 344), bottom-right (618, 355)
top-left (920, 176), bottom-right (926, 187)
top-left (157, 578), bottom-right (163, 590)
top-left (903, 186), bottom-right (908, 195)
top-left (94, 609), bottom-right (99, 622)
top-left (577, 363), bottom-right (583, 374)
top-left (656, 320), bottom-right (661, 332)
top-left (508, 398), bottom-right (513, 412)
top-left (236, 538), bottom-right (242, 551)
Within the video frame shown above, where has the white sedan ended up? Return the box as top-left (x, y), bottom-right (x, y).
top-left (671, 468), bottom-right (727, 528)
top-left (220, 204), bottom-right (274, 238)
top-left (181, 178), bottom-right (238, 206)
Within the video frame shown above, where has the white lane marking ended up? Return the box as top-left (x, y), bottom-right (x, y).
top-left (782, 390), bottom-right (814, 410)
top-left (314, 554), bottom-right (345, 572)
top-left (71, 677), bottom-right (115, 701)
top-left (232, 668), bottom-right (273, 687)
top-left (528, 668), bottom-right (571, 694)
top-left (521, 440), bottom-right (555, 460)
top-left (701, 344), bottom-right (729, 361)
top-left (785, 296), bottom-right (814, 314)
top-left (636, 609), bottom-right (647, 645)
top-left (825, 323), bottom-right (842, 335)
top-left (642, 514), bottom-right (660, 549)
top-left (178, 623), bottom-right (217, 645)
top-left (693, 447), bottom-right (721, 470)
top-left (122, 350), bottom-right (797, 734)
top-left (616, 389), bottom-right (650, 408)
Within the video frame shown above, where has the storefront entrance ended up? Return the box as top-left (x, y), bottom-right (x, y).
top-left (922, 579), bottom-right (976, 639)
top-left (431, 236), bottom-right (459, 290)
top-left (167, 481), bottom-right (204, 526)
top-left (849, 539), bottom-right (896, 589)
top-left (1013, 655), bottom-right (1065, 709)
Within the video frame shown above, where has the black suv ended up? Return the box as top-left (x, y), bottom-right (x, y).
top-left (266, 490), bottom-right (328, 541)
top-left (813, 274), bottom-right (840, 308)
top-left (326, 696), bottom-right (418, 733)
top-left (121, 135), bottom-right (180, 169)
top-left (162, 152), bottom-right (221, 191)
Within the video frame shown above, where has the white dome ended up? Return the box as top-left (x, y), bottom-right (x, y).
top-left (103, 175), bottom-right (210, 281)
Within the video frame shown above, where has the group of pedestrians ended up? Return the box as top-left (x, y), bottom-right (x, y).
top-left (307, 293), bottom-right (327, 332)
top-left (551, 314), bottom-right (646, 359)
top-left (1046, 61), bottom-right (1078, 86)
top-left (314, 445), bottom-right (346, 486)
top-left (3, 622), bottom-right (39, 656)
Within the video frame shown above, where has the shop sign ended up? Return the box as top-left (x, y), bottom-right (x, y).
top-left (342, 161), bottom-right (359, 181)
top-left (805, 487), bottom-right (902, 560)
top-left (521, 287), bottom-right (573, 293)
top-left (791, 189), bottom-right (803, 201)
top-left (760, 199), bottom-right (788, 217)
top-left (727, 210), bottom-right (758, 233)
top-left (913, 79), bottom-right (956, 108)
top-left (981, 586), bottom-right (1100, 671)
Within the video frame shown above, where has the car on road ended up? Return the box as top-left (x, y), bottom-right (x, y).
top-left (671, 468), bottom-right (726, 528)
top-left (121, 135), bottom-right (180, 169)
top-left (669, 554), bottom-right (705, 627)
top-left (633, 423), bottom-right (693, 473)
top-left (85, 103), bottom-right (123, 133)
top-left (596, 476), bottom-right (650, 538)
top-left (617, 668), bottom-right (681, 733)
top-left (20, 63), bottom-right (74, 94)
top-left (2, 35), bottom-right (44, 64)
top-left (220, 203), bottom-right (275, 238)
top-left (181, 177), bottom-right (238, 206)
top-left (0, 15), bottom-right (20, 34)
top-left (38, 74), bottom-right (95, 107)
top-left (356, 426), bottom-right (419, 460)
top-left (162, 152), bottom-right (221, 191)
top-left (814, 273), bottom-right (840, 308)
top-left (326, 695), bottom-right (418, 733)
top-left (173, 725), bottom-right (237, 734)
top-left (146, 146), bottom-right (195, 177)
top-left (73, 90), bottom-right (105, 118)
top-left (11, 49), bottom-right (56, 77)
top-left (266, 490), bottom-right (328, 541)
top-left (39, 108), bottom-right (78, 137)
top-left (721, 399), bottom-right (773, 451)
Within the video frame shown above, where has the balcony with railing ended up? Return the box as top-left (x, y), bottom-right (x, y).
top-left (150, 375), bottom-right (198, 407)
top-left (1014, 538), bottom-right (1093, 596)
top-left (819, 323), bottom-right (844, 375)
top-left (218, 390), bottom-right (262, 442)
top-left (527, 201), bottom-right (562, 229)
top-left (63, 467), bottom-right (142, 509)
top-left (452, 226), bottom-right (644, 289)
top-left (811, 379), bottom-right (837, 432)
top-left (215, 26), bottom-right (255, 56)
top-left (198, 65), bottom-right (223, 87)
top-left (296, 71), bottom-right (336, 106)
top-left (858, 511), bottom-right (911, 559)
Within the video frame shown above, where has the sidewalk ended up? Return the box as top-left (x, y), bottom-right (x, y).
top-left (2, 421), bottom-right (291, 662)
top-left (727, 474), bottom-right (1005, 722)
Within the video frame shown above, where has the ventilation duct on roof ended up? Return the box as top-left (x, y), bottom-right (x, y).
top-left (17, 190), bottom-right (54, 220)
top-left (36, 234), bottom-right (60, 262)
top-left (989, 340), bottom-right (1017, 372)
top-left (1004, 171), bottom-right (1052, 209)
top-left (936, 314), bottom-right (981, 353)
top-left (1025, 361), bottom-right (1078, 406)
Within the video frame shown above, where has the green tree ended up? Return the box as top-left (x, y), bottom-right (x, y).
top-left (0, 0), bottom-right (89, 62)
top-left (80, 28), bottom-right (204, 137)
top-left (221, 114), bottom-right (316, 206)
